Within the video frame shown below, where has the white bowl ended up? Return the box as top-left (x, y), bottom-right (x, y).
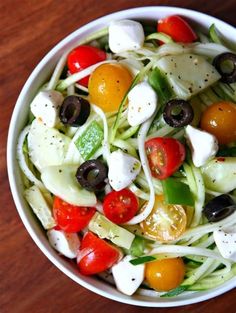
top-left (7, 6), bottom-right (236, 307)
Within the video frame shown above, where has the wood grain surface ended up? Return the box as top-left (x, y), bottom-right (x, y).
top-left (1, 1), bottom-right (236, 312)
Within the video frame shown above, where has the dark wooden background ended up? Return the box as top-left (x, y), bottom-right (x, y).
top-left (1, 1), bottom-right (235, 312)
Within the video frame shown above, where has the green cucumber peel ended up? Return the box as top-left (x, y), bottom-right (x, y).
top-left (146, 32), bottom-right (173, 44)
top-left (130, 255), bottom-right (156, 265)
top-left (209, 24), bottom-right (222, 45)
top-left (161, 285), bottom-right (189, 298)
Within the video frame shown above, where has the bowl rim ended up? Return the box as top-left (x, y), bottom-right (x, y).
top-left (7, 5), bottom-right (236, 307)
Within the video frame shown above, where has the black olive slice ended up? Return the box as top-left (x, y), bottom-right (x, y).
top-left (76, 160), bottom-right (108, 192)
top-left (213, 52), bottom-right (236, 84)
top-left (203, 194), bottom-right (236, 223)
top-left (59, 95), bottom-right (90, 126)
top-left (163, 99), bottom-right (194, 128)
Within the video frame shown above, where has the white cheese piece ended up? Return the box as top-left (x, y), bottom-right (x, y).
top-left (185, 125), bottom-right (218, 167)
top-left (47, 229), bottom-right (80, 259)
top-left (30, 90), bottom-right (64, 128)
top-left (109, 20), bottom-right (145, 53)
top-left (127, 81), bottom-right (157, 126)
top-left (108, 150), bottom-right (141, 191)
top-left (112, 255), bottom-right (145, 295)
top-left (213, 226), bottom-right (236, 261)
top-left (24, 185), bottom-right (56, 230)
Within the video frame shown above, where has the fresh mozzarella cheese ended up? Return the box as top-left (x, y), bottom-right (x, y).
top-left (109, 20), bottom-right (145, 53)
top-left (30, 90), bottom-right (64, 128)
top-left (185, 125), bottom-right (218, 167)
top-left (127, 81), bottom-right (158, 126)
top-left (108, 150), bottom-right (141, 191)
top-left (112, 255), bottom-right (145, 296)
top-left (47, 229), bottom-right (80, 259)
top-left (213, 226), bottom-right (236, 261)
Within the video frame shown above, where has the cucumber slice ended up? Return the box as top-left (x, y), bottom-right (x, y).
top-left (156, 54), bottom-right (220, 100)
top-left (88, 212), bottom-right (135, 249)
top-left (24, 185), bottom-right (56, 229)
top-left (41, 165), bottom-right (96, 206)
top-left (201, 157), bottom-right (236, 193)
top-left (28, 119), bottom-right (70, 171)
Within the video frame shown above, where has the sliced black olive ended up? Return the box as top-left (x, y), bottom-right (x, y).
top-left (203, 194), bottom-right (236, 223)
top-left (76, 160), bottom-right (108, 192)
top-left (59, 95), bottom-right (90, 126)
top-left (163, 99), bottom-right (194, 128)
top-left (213, 52), bottom-right (236, 84)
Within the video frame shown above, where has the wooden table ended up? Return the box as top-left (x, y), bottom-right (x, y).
top-left (1, 0), bottom-right (236, 312)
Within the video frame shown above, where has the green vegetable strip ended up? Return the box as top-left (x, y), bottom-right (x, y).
top-left (75, 121), bottom-right (104, 160)
top-left (111, 60), bottom-right (154, 142)
top-left (162, 177), bottom-right (194, 206)
top-left (190, 165), bottom-right (205, 227)
top-left (209, 24), bottom-right (222, 45)
top-left (118, 125), bottom-right (140, 140)
top-left (161, 286), bottom-right (189, 298)
top-left (112, 139), bottom-right (138, 158)
top-left (182, 258), bottom-right (216, 286)
top-left (146, 32), bottom-right (173, 44)
top-left (183, 163), bottom-right (198, 199)
top-left (148, 67), bottom-right (172, 105)
top-left (188, 264), bottom-right (236, 291)
top-left (129, 236), bottom-right (146, 257)
top-left (130, 255), bottom-right (156, 265)
top-left (218, 82), bottom-right (236, 102)
top-left (79, 27), bottom-right (108, 45)
top-left (129, 183), bottom-right (149, 201)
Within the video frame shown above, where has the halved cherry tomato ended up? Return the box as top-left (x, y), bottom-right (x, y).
top-left (77, 232), bottom-right (120, 275)
top-left (88, 63), bottom-right (133, 112)
top-left (67, 45), bottom-right (106, 87)
top-left (140, 195), bottom-right (187, 242)
top-left (53, 197), bottom-right (96, 233)
top-left (200, 101), bottom-right (236, 145)
top-left (145, 258), bottom-right (185, 291)
top-left (145, 137), bottom-right (185, 180)
top-left (103, 189), bottom-right (139, 224)
top-left (157, 15), bottom-right (197, 43)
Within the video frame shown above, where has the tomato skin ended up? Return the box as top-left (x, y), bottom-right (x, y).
top-left (67, 45), bottom-right (106, 87)
top-left (145, 137), bottom-right (186, 179)
top-left (77, 232), bottom-right (120, 275)
top-left (103, 189), bottom-right (139, 224)
top-left (145, 258), bottom-right (185, 291)
top-left (53, 197), bottom-right (96, 233)
top-left (88, 63), bottom-right (133, 112)
top-left (157, 15), bottom-right (197, 43)
top-left (140, 195), bottom-right (187, 242)
top-left (200, 101), bottom-right (236, 145)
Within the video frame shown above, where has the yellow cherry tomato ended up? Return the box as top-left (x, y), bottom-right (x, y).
top-left (88, 63), bottom-right (133, 112)
top-left (140, 195), bottom-right (187, 242)
top-left (145, 258), bottom-right (185, 291)
top-left (200, 101), bottom-right (236, 145)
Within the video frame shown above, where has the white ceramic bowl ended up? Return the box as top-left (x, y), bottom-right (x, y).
top-left (7, 6), bottom-right (236, 307)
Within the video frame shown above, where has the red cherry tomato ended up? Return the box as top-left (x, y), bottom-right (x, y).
top-left (53, 197), bottom-right (96, 233)
top-left (145, 137), bottom-right (185, 180)
top-left (77, 232), bottom-right (120, 275)
top-left (67, 45), bottom-right (106, 87)
top-left (103, 189), bottom-right (139, 224)
top-left (157, 15), bottom-right (197, 43)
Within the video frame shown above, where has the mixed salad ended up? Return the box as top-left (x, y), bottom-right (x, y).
top-left (17, 15), bottom-right (236, 297)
